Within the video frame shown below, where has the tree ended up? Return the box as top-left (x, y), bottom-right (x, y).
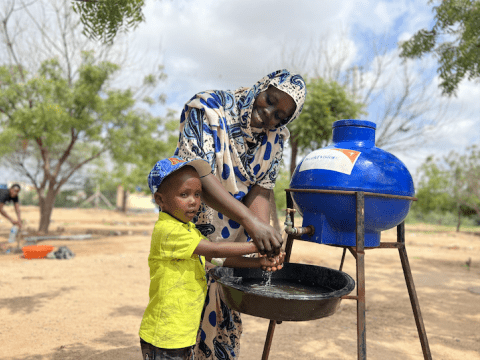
top-left (0, 0), bottom-right (168, 231)
top-left (414, 156), bottom-right (455, 215)
top-left (277, 31), bottom-right (450, 155)
top-left (445, 146), bottom-right (480, 230)
top-left (287, 77), bottom-right (365, 175)
top-left (91, 108), bottom-right (180, 213)
top-left (73, 0), bottom-right (146, 44)
top-left (414, 147), bottom-right (480, 231)
top-left (400, 0), bottom-right (480, 96)
top-left (0, 54), bottom-right (169, 233)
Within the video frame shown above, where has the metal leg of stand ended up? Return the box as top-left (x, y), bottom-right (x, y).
top-left (261, 194), bottom-right (296, 360)
top-left (356, 192), bottom-right (367, 360)
top-left (261, 320), bottom-right (277, 360)
top-left (262, 234), bottom-right (296, 359)
top-left (284, 234), bottom-right (295, 264)
top-left (339, 248), bottom-right (347, 271)
top-left (397, 223), bottom-right (433, 360)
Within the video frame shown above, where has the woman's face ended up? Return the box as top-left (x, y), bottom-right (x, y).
top-left (251, 86), bottom-right (296, 130)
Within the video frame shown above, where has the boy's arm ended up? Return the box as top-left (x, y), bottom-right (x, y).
top-left (193, 239), bottom-right (285, 271)
top-left (193, 239), bottom-right (257, 259)
top-left (223, 253), bottom-right (285, 271)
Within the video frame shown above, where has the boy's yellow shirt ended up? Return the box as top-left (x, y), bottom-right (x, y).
top-left (139, 212), bottom-right (207, 349)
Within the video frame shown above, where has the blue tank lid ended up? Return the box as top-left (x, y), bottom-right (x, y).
top-left (333, 119), bottom-right (376, 129)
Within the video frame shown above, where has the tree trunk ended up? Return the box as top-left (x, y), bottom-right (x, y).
top-left (269, 190), bottom-right (281, 233)
top-left (121, 189), bottom-right (128, 213)
top-left (38, 190), bottom-right (56, 234)
top-left (456, 204), bottom-right (462, 232)
top-left (290, 137), bottom-right (298, 177)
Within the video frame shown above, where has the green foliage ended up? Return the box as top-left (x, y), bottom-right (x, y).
top-left (272, 165), bottom-right (291, 212)
top-left (405, 208), bottom-right (479, 226)
top-left (288, 77), bottom-right (366, 153)
top-left (413, 156), bottom-right (456, 214)
top-left (81, 177), bottom-right (117, 208)
top-left (0, 53), bottom-right (119, 151)
top-left (20, 191), bottom-right (39, 206)
top-left (73, 0), bottom-right (146, 43)
top-left (0, 53), bottom-right (171, 231)
top-left (445, 145), bottom-right (480, 214)
top-left (400, 0), bottom-right (480, 95)
top-left (411, 146), bottom-right (480, 230)
top-left (99, 109), bottom-right (179, 194)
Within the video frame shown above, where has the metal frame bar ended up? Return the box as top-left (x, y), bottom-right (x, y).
top-left (396, 222), bottom-right (433, 359)
top-left (260, 189), bottom-right (432, 360)
top-left (286, 188), bottom-right (418, 201)
top-left (355, 192), bottom-right (367, 359)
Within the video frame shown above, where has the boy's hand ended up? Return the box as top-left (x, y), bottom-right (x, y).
top-left (260, 252), bottom-right (285, 272)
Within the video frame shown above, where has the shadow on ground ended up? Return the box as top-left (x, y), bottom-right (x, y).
top-left (6, 332), bottom-right (141, 360)
top-left (0, 286), bottom-right (76, 314)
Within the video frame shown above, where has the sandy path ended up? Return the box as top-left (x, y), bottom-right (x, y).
top-left (0, 206), bottom-right (479, 359)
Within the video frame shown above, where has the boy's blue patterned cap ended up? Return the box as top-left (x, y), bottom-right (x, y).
top-left (148, 156), bottom-right (211, 195)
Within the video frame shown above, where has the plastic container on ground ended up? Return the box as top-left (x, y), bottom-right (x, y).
top-left (22, 245), bottom-right (55, 259)
top-left (8, 225), bottom-right (18, 243)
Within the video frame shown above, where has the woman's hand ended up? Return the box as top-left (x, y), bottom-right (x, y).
top-left (259, 252), bottom-right (285, 272)
top-left (200, 175), bottom-right (283, 256)
top-left (243, 185), bottom-right (283, 256)
top-left (245, 219), bottom-right (283, 256)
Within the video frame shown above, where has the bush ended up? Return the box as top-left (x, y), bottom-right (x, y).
top-left (21, 191), bottom-right (39, 206)
top-left (405, 208), bottom-right (479, 227)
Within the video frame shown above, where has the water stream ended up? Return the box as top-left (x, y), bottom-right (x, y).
top-left (262, 270), bottom-right (272, 287)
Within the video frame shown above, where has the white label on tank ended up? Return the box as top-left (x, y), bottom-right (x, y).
top-left (299, 148), bottom-right (361, 175)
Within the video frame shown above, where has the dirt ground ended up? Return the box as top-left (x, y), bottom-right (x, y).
top-left (0, 205), bottom-right (479, 360)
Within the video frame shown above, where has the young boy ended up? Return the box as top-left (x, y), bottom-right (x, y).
top-left (139, 156), bottom-right (284, 360)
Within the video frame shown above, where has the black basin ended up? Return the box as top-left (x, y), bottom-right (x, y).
top-left (211, 262), bottom-right (355, 322)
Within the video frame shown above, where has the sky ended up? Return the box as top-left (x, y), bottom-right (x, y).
top-left (1, 0), bottom-right (479, 186)
top-left (122, 0), bottom-right (479, 180)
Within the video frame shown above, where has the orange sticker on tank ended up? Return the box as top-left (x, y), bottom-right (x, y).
top-left (299, 148), bottom-right (362, 175)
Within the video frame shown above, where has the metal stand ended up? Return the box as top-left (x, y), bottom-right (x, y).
top-left (81, 183), bottom-right (114, 209)
top-left (260, 190), bottom-right (432, 360)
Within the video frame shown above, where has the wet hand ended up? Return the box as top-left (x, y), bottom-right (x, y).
top-left (249, 221), bottom-right (283, 256)
top-left (260, 252), bottom-right (285, 272)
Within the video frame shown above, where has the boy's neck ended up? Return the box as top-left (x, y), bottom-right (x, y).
top-left (162, 211), bottom-right (189, 224)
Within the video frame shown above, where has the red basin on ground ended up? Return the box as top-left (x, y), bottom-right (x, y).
top-left (22, 245), bottom-right (54, 259)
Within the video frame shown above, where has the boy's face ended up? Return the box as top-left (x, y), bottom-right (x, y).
top-left (154, 167), bottom-right (202, 223)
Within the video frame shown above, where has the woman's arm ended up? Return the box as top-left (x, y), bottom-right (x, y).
top-left (242, 185), bottom-right (271, 223)
top-left (200, 174), bottom-right (283, 255)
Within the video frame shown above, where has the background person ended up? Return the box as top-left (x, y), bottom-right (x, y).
top-left (0, 184), bottom-right (22, 229)
top-left (174, 69), bottom-right (307, 359)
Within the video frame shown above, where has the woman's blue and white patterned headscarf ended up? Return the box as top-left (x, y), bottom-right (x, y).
top-left (175, 69), bottom-right (306, 242)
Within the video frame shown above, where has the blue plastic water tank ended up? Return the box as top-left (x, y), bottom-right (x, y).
top-left (289, 119), bottom-right (415, 247)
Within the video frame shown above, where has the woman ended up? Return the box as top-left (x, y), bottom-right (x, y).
top-left (175, 69), bottom-right (306, 359)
